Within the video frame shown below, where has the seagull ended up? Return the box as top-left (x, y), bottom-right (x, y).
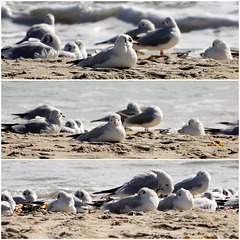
top-left (1, 191), bottom-right (16, 215)
top-left (158, 188), bottom-right (194, 211)
top-left (173, 170), bottom-right (211, 196)
top-left (178, 118), bottom-right (205, 136)
top-left (101, 187), bottom-right (159, 214)
top-left (193, 191), bottom-right (217, 210)
top-left (91, 102), bottom-right (146, 123)
top-left (93, 169), bottom-right (174, 197)
top-left (4, 109), bottom-right (64, 134)
top-left (74, 40), bottom-right (88, 58)
top-left (201, 39), bottom-right (232, 60)
top-left (205, 120), bottom-right (239, 135)
top-left (73, 113), bottom-right (125, 142)
top-left (95, 19), bottom-right (155, 45)
top-left (68, 34), bottom-right (137, 68)
top-left (59, 42), bottom-right (83, 59)
top-left (61, 119), bottom-right (84, 134)
top-left (13, 189), bottom-right (37, 204)
top-left (1, 13), bottom-right (55, 52)
top-left (122, 106), bottom-right (163, 132)
top-left (47, 191), bottom-right (76, 213)
top-left (2, 32), bottom-right (61, 59)
top-left (133, 17), bottom-right (181, 57)
top-left (73, 190), bottom-right (93, 212)
top-left (12, 105), bottom-right (61, 120)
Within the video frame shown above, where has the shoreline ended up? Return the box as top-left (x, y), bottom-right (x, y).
top-left (1, 54), bottom-right (239, 80)
top-left (1, 131), bottom-right (238, 159)
top-left (1, 208), bottom-right (239, 239)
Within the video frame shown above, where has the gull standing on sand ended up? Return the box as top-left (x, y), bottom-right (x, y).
top-left (2, 33), bottom-right (61, 59)
top-left (73, 190), bottom-right (93, 212)
top-left (69, 34), bottom-right (137, 68)
top-left (193, 191), bottom-right (217, 210)
top-left (133, 17), bottom-right (181, 57)
top-left (95, 19), bottom-right (155, 45)
top-left (158, 188), bottom-right (194, 211)
top-left (1, 191), bottom-right (16, 215)
top-left (13, 189), bottom-right (37, 204)
top-left (12, 105), bottom-right (61, 120)
top-left (178, 118), bottom-right (205, 136)
top-left (101, 187), bottom-right (159, 214)
top-left (1, 13), bottom-right (55, 51)
top-left (5, 109), bottom-right (64, 134)
top-left (59, 42), bottom-right (83, 59)
top-left (93, 169), bottom-right (174, 197)
top-left (61, 119), bottom-right (84, 134)
top-left (91, 102), bottom-right (146, 123)
top-left (201, 39), bottom-right (232, 60)
top-left (173, 170), bottom-right (211, 196)
top-left (74, 114), bottom-right (125, 142)
top-left (47, 191), bottom-right (76, 213)
top-left (122, 106), bottom-right (163, 132)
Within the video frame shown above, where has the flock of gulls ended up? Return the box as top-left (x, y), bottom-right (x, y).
top-left (2, 169), bottom-right (238, 215)
top-left (2, 102), bottom-right (238, 142)
top-left (1, 13), bottom-right (234, 69)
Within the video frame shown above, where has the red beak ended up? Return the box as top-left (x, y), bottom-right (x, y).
top-left (133, 42), bottom-right (139, 45)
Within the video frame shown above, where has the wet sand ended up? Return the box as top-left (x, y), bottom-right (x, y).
top-left (1, 54), bottom-right (239, 80)
top-left (1, 131), bottom-right (238, 159)
top-left (1, 208), bottom-right (239, 239)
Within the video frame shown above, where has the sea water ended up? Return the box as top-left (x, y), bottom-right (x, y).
top-left (1, 1), bottom-right (239, 54)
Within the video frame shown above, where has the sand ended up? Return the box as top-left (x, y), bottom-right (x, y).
top-left (1, 208), bottom-right (239, 239)
top-left (1, 131), bottom-right (238, 159)
top-left (1, 54), bottom-right (239, 80)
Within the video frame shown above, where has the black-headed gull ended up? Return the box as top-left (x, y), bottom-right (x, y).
top-left (178, 118), bottom-right (205, 136)
top-left (13, 189), bottom-right (37, 204)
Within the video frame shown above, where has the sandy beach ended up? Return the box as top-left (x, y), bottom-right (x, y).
top-left (1, 208), bottom-right (239, 239)
top-left (1, 54), bottom-right (239, 80)
top-left (1, 131), bottom-right (238, 159)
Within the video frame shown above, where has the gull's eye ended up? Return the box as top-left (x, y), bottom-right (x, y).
top-left (166, 184), bottom-right (169, 187)
top-left (57, 194), bottom-right (60, 199)
top-left (178, 193), bottom-right (181, 197)
top-left (128, 38), bottom-right (132, 43)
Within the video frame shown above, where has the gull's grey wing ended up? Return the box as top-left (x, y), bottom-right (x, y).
top-left (102, 195), bottom-right (141, 213)
top-left (76, 123), bottom-right (110, 141)
top-left (138, 27), bottom-right (172, 46)
top-left (124, 109), bottom-right (155, 125)
top-left (173, 176), bottom-right (202, 193)
top-left (157, 195), bottom-right (175, 211)
top-left (78, 47), bottom-right (114, 67)
top-left (116, 171), bottom-right (158, 196)
top-left (91, 115), bottom-right (111, 123)
top-left (13, 196), bottom-right (26, 204)
top-left (12, 119), bottom-right (49, 133)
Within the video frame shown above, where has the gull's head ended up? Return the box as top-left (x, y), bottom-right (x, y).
top-left (75, 40), bottom-right (85, 49)
top-left (74, 190), bottom-right (92, 202)
top-left (162, 17), bottom-right (177, 27)
top-left (1, 191), bottom-right (12, 202)
top-left (212, 39), bottom-right (230, 51)
top-left (138, 19), bottom-right (155, 31)
top-left (115, 34), bottom-right (134, 49)
top-left (176, 188), bottom-right (192, 200)
top-left (23, 189), bottom-right (37, 202)
top-left (188, 118), bottom-right (203, 128)
top-left (50, 109), bottom-right (65, 122)
top-left (138, 187), bottom-right (156, 198)
top-left (64, 42), bottom-right (78, 52)
top-left (203, 191), bottom-right (214, 200)
top-left (75, 119), bottom-right (83, 128)
top-left (44, 13), bottom-right (55, 26)
top-left (196, 170), bottom-right (211, 181)
top-left (42, 33), bottom-right (61, 51)
top-left (57, 191), bottom-right (71, 202)
top-left (65, 119), bottom-right (77, 128)
top-left (158, 182), bottom-right (174, 196)
top-left (110, 113), bottom-right (122, 127)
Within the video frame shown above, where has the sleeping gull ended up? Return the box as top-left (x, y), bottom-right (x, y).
top-left (5, 109), bottom-right (64, 134)
top-left (178, 118), bottom-right (205, 136)
top-left (13, 189), bottom-right (37, 204)
top-left (205, 120), bottom-right (239, 135)
top-left (201, 39), bottom-right (232, 60)
top-left (59, 42), bottom-right (83, 59)
top-left (158, 188), bottom-right (194, 211)
top-left (173, 170), bottom-right (211, 196)
top-left (133, 17), bottom-right (181, 57)
top-left (2, 32), bottom-right (61, 59)
top-left (91, 102), bottom-right (146, 123)
top-left (69, 34), bottom-right (137, 68)
top-left (1, 191), bottom-right (16, 215)
top-left (61, 119), bottom-right (84, 134)
top-left (93, 169), bottom-right (174, 197)
top-left (1, 13), bottom-right (55, 51)
top-left (12, 105), bottom-right (61, 120)
top-left (193, 191), bottom-right (217, 210)
top-left (74, 40), bottom-right (88, 58)
top-left (47, 191), bottom-right (76, 213)
top-left (73, 190), bottom-right (93, 212)
top-left (122, 106), bottom-right (163, 132)
top-left (101, 187), bottom-right (159, 213)
top-left (95, 19), bottom-right (155, 45)
top-left (73, 113), bottom-right (125, 142)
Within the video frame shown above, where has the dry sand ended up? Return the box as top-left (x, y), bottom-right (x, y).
top-left (1, 208), bottom-right (239, 239)
top-left (1, 131), bottom-right (238, 159)
top-left (1, 54), bottom-right (239, 80)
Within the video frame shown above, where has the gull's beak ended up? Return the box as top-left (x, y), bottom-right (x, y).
top-left (133, 42), bottom-right (139, 45)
